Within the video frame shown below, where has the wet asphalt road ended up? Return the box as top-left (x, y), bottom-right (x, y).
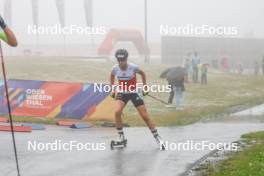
top-left (1, 121), bottom-right (264, 176)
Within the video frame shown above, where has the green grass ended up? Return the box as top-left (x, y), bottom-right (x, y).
top-left (242, 131), bottom-right (264, 141)
top-left (2, 57), bottom-right (264, 126)
top-left (205, 131), bottom-right (264, 176)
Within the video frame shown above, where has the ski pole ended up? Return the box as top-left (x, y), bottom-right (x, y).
top-left (147, 94), bottom-right (169, 105)
top-left (0, 41), bottom-right (21, 176)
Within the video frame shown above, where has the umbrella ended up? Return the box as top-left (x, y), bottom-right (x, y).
top-left (160, 67), bottom-right (186, 82)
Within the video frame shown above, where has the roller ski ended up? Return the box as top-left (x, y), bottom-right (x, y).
top-left (110, 133), bottom-right (127, 150)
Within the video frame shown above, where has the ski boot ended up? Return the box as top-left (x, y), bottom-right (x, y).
top-left (110, 134), bottom-right (127, 150)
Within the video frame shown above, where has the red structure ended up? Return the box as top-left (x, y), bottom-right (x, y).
top-left (98, 29), bottom-right (149, 56)
top-left (0, 117), bottom-right (8, 123)
top-left (0, 125), bottom-right (32, 132)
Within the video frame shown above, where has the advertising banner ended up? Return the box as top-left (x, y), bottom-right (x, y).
top-left (0, 79), bottom-right (114, 120)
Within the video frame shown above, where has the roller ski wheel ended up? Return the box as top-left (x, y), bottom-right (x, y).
top-left (110, 139), bottom-right (127, 150)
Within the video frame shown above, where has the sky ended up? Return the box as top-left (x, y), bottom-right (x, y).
top-left (0, 0), bottom-right (264, 44)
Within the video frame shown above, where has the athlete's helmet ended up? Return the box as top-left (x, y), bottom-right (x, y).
top-left (115, 49), bottom-right (128, 60)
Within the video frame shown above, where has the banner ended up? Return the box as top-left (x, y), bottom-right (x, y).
top-left (83, 0), bottom-right (93, 27)
top-left (55, 0), bottom-right (65, 27)
top-left (3, 0), bottom-right (12, 27)
top-left (0, 79), bottom-right (115, 120)
top-left (31, 0), bottom-right (39, 26)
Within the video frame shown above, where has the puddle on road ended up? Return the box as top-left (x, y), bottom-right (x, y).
top-left (232, 103), bottom-right (264, 116)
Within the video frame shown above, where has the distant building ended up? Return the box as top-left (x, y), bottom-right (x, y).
top-left (162, 36), bottom-right (264, 67)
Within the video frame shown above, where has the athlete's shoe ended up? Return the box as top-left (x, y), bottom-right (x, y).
top-left (110, 134), bottom-right (127, 149)
top-left (118, 134), bottom-right (127, 143)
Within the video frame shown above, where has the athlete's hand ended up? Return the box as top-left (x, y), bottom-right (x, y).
top-left (110, 92), bottom-right (116, 99)
top-left (142, 90), bottom-right (149, 96)
top-left (0, 15), bottom-right (7, 30)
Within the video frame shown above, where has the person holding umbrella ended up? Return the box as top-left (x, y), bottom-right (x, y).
top-left (160, 66), bottom-right (186, 110)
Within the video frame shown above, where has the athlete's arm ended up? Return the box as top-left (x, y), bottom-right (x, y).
top-left (110, 73), bottom-right (115, 86)
top-left (138, 69), bottom-right (147, 86)
top-left (110, 73), bottom-right (116, 98)
top-left (138, 69), bottom-right (149, 96)
top-left (0, 15), bottom-right (17, 47)
top-left (3, 27), bottom-right (17, 46)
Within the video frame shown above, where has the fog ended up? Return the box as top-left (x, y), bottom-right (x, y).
top-left (0, 0), bottom-right (264, 45)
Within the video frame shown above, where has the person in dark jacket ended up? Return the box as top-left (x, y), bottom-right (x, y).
top-left (160, 66), bottom-right (185, 109)
top-left (201, 64), bottom-right (208, 85)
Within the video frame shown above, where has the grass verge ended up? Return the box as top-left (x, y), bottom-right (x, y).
top-left (204, 131), bottom-right (264, 176)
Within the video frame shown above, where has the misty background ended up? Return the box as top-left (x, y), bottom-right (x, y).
top-left (0, 0), bottom-right (264, 59)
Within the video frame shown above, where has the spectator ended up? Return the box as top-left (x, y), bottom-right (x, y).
top-left (221, 57), bottom-right (230, 72)
top-left (212, 59), bottom-right (218, 69)
top-left (160, 66), bottom-right (185, 109)
top-left (254, 60), bottom-right (259, 76)
top-left (201, 64), bottom-right (208, 85)
top-left (238, 62), bottom-right (243, 75)
top-left (192, 51), bottom-right (200, 83)
top-left (183, 53), bottom-right (192, 83)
